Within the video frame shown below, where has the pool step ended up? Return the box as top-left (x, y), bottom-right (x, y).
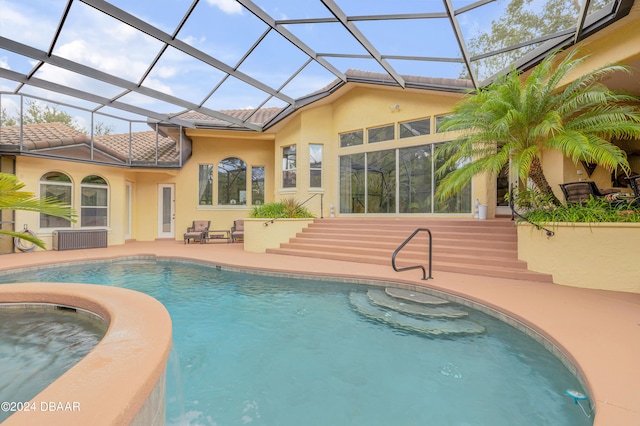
top-left (349, 291), bottom-right (485, 336)
top-left (367, 289), bottom-right (468, 319)
top-left (384, 287), bottom-right (450, 305)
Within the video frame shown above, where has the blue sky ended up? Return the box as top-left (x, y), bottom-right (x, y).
top-left (0, 0), bottom-right (588, 133)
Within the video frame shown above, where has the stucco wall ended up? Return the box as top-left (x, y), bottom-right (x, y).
top-left (177, 132), bottom-right (276, 235)
top-left (518, 223), bottom-right (640, 293)
top-left (13, 157), bottom-right (141, 248)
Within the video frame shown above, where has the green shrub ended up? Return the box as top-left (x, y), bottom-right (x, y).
top-left (520, 196), bottom-right (640, 223)
top-left (249, 198), bottom-right (315, 219)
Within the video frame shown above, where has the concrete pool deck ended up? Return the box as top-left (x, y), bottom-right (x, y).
top-left (1, 239), bottom-right (639, 426)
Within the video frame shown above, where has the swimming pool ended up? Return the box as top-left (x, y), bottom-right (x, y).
top-left (0, 259), bottom-right (591, 426)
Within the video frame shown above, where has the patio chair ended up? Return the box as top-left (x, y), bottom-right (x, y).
top-left (184, 220), bottom-right (210, 244)
top-left (626, 175), bottom-right (640, 197)
top-left (625, 175), bottom-right (640, 204)
top-left (231, 219), bottom-right (244, 243)
top-left (559, 181), bottom-right (604, 204)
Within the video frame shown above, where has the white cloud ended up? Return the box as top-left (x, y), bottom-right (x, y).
top-left (142, 78), bottom-right (175, 96)
top-left (55, 39), bottom-right (151, 83)
top-left (154, 66), bottom-right (178, 79)
top-left (0, 56), bottom-right (10, 70)
top-left (0, 1), bottom-right (59, 50)
top-left (205, 0), bottom-right (243, 15)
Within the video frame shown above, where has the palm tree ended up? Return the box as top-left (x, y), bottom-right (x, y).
top-left (435, 50), bottom-right (640, 205)
top-left (0, 172), bottom-right (76, 249)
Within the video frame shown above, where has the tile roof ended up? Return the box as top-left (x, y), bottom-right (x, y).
top-left (0, 122), bottom-right (180, 165)
top-left (95, 131), bottom-right (179, 163)
top-left (178, 107), bottom-right (283, 128)
top-left (176, 69), bottom-right (472, 129)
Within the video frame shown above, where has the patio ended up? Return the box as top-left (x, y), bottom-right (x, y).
top-left (1, 240), bottom-right (639, 425)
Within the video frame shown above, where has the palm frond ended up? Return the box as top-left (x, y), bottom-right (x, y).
top-left (0, 172), bottom-right (77, 221)
top-left (434, 49), bottom-right (640, 200)
top-left (0, 230), bottom-right (45, 250)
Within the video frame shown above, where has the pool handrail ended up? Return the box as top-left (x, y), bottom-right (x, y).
top-left (391, 228), bottom-right (433, 280)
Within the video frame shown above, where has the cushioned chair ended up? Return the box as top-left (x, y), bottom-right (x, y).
top-left (184, 220), bottom-right (210, 244)
top-left (626, 175), bottom-right (640, 198)
top-left (624, 175), bottom-right (640, 206)
top-left (559, 181), bottom-right (603, 204)
top-left (231, 219), bottom-right (244, 243)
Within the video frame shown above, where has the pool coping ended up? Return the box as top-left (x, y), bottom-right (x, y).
top-left (0, 282), bottom-right (172, 426)
top-left (0, 240), bottom-right (638, 425)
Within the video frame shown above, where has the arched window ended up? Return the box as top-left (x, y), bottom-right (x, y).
top-left (218, 157), bottom-right (247, 205)
top-left (81, 175), bottom-right (109, 227)
top-left (39, 172), bottom-right (72, 228)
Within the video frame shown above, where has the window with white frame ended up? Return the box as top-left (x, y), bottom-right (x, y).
top-left (282, 145), bottom-right (296, 189)
top-left (81, 175), bottom-right (109, 227)
top-left (435, 115), bottom-right (452, 133)
top-left (340, 130), bottom-right (363, 147)
top-left (39, 172), bottom-right (72, 228)
top-left (399, 118), bottom-right (431, 138)
top-left (218, 157), bottom-right (247, 205)
top-left (368, 124), bottom-right (394, 143)
top-left (252, 166), bottom-right (265, 205)
top-left (309, 144), bottom-right (323, 188)
top-left (198, 164), bottom-right (213, 205)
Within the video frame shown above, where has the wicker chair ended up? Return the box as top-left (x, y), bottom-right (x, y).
top-left (183, 220), bottom-right (210, 244)
top-left (559, 181), bottom-right (609, 204)
top-left (626, 175), bottom-right (640, 197)
top-left (231, 219), bottom-right (244, 243)
top-left (626, 175), bottom-right (640, 204)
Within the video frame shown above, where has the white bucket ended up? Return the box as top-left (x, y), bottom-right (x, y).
top-left (478, 204), bottom-right (488, 220)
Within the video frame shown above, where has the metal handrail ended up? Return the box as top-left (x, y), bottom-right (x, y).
top-left (509, 197), bottom-right (555, 238)
top-left (391, 228), bottom-right (433, 280)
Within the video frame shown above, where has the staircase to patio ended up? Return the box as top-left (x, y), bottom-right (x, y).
top-left (266, 217), bottom-right (553, 282)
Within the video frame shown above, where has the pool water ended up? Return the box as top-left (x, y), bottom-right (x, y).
top-left (0, 260), bottom-right (592, 426)
top-left (0, 307), bottom-right (106, 423)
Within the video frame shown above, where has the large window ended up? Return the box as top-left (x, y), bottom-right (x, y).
top-left (309, 144), bottom-right (323, 188)
top-left (339, 143), bottom-right (471, 214)
top-left (366, 149), bottom-right (396, 213)
top-left (340, 130), bottom-right (363, 147)
top-left (434, 142), bottom-right (472, 213)
top-left (435, 115), bottom-right (452, 133)
top-left (282, 145), bottom-right (296, 189)
top-left (39, 172), bottom-right (72, 228)
top-left (339, 153), bottom-right (365, 213)
top-left (81, 175), bottom-right (109, 227)
top-left (252, 166), bottom-right (265, 205)
top-left (399, 118), bottom-right (431, 138)
top-left (198, 164), bottom-right (213, 205)
top-left (368, 125), bottom-right (394, 143)
top-left (218, 157), bottom-right (247, 205)
top-left (399, 145), bottom-right (433, 213)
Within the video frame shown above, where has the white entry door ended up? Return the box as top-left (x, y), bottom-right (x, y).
top-left (158, 184), bottom-right (175, 239)
top-left (125, 182), bottom-right (132, 240)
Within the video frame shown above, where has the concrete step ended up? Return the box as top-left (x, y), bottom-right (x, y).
top-left (266, 247), bottom-right (553, 282)
top-left (367, 289), bottom-right (468, 318)
top-left (277, 242), bottom-right (528, 269)
top-left (349, 292), bottom-right (485, 336)
top-left (300, 227), bottom-right (518, 241)
top-left (267, 217), bottom-right (553, 283)
top-left (385, 287), bottom-right (449, 305)
top-left (314, 217), bottom-right (514, 228)
top-left (292, 233), bottom-right (518, 251)
top-left (287, 236), bottom-right (519, 258)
